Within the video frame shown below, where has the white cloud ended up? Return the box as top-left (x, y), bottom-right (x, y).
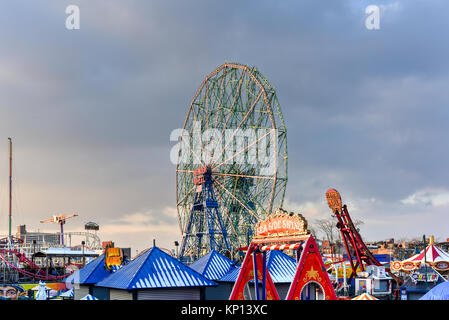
top-left (282, 198), bottom-right (330, 220)
top-left (401, 188), bottom-right (449, 207)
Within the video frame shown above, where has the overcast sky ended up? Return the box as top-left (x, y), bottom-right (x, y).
top-left (0, 1), bottom-right (448, 255)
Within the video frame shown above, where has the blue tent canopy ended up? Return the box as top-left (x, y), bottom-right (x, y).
top-left (420, 280), bottom-right (449, 300)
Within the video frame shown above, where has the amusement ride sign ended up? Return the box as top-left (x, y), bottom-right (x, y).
top-left (325, 188), bottom-right (343, 213)
top-left (254, 208), bottom-right (309, 240)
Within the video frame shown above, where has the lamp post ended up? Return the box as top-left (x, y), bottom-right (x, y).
top-left (81, 241), bottom-right (85, 266)
top-left (174, 241), bottom-right (179, 258)
top-left (423, 235), bottom-right (428, 292)
top-left (32, 239), bottom-right (37, 275)
top-left (32, 240), bottom-right (37, 261)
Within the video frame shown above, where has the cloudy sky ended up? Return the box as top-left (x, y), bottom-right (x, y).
top-left (0, 1), bottom-right (448, 255)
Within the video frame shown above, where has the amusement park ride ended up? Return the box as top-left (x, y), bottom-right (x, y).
top-left (174, 63), bottom-right (397, 299)
top-left (325, 189), bottom-right (402, 286)
top-left (176, 63), bottom-right (288, 263)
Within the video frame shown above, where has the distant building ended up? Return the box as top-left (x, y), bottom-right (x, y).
top-left (16, 225), bottom-right (60, 249)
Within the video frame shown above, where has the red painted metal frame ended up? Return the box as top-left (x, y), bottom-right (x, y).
top-left (229, 242), bottom-right (280, 300)
top-left (229, 234), bottom-right (337, 300)
top-left (334, 204), bottom-right (381, 278)
top-left (286, 235), bottom-right (337, 300)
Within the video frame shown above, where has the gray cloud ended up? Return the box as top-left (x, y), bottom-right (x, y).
top-left (0, 1), bottom-right (447, 253)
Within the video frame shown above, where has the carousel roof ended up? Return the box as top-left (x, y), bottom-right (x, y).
top-left (404, 242), bottom-right (449, 263)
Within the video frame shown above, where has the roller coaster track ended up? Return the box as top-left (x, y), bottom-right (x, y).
top-left (0, 249), bottom-right (73, 281)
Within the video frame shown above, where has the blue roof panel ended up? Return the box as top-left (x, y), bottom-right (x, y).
top-left (66, 254), bottom-right (111, 285)
top-left (190, 250), bottom-right (238, 281)
top-left (96, 247), bottom-right (217, 290)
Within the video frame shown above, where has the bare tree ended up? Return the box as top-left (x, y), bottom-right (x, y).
top-left (314, 217), bottom-right (365, 258)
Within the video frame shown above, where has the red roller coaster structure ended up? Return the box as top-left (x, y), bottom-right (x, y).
top-left (0, 249), bottom-right (74, 281)
top-left (0, 237), bottom-right (73, 281)
top-left (325, 189), bottom-right (402, 285)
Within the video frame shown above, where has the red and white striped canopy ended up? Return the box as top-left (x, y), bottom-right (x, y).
top-left (404, 244), bottom-right (449, 264)
top-left (260, 243), bottom-right (302, 251)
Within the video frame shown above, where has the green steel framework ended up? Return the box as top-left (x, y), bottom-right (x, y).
top-left (176, 62), bottom-right (288, 261)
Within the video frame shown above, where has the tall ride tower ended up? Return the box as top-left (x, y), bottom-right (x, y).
top-left (179, 166), bottom-right (230, 262)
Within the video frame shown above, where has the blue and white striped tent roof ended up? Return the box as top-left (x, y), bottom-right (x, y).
top-left (219, 250), bottom-right (297, 283)
top-left (59, 288), bottom-right (74, 297)
top-left (95, 246), bottom-right (217, 290)
top-left (81, 294), bottom-right (98, 300)
top-left (66, 254), bottom-right (111, 285)
top-left (189, 250), bottom-right (238, 281)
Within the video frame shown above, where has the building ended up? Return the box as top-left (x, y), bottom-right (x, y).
top-left (67, 254), bottom-right (112, 300)
top-left (354, 265), bottom-right (393, 298)
top-left (16, 225), bottom-right (60, 249)
top-left (95, 246), bottom-right (216, 300)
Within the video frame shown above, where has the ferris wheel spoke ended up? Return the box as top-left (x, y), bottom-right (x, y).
top-left (211, 172), bottom-right (274, 180)
top-left (179, 135), bottom-right (204, 167)
top-left (186, 102), bottom-right (207, 166)
top-left (176, 169), bottom-right (194, 174)
top-left (212, 129), bottom-right (271, 171)
top-left (204, 81), bottom-right (211, 162)
top-left (210, 90), bottom-right (263, 167)
top-left (213, 67), bottom-right (228, 134)
top-left (176, 185), bottom-right (196, 206)
top-left (212, 178), bottom-right (259, 220)
top-left (217, 70), bottom-right (246, 143)
top-left (215, 190), bottom-right (240, 241)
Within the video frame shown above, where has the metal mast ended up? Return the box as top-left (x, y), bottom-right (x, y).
top-left (8, 138), bottom-right (12, 247)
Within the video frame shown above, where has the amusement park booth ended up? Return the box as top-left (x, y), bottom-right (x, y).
top-left (229, 208), bottom-right (337, 300)
top-left (189, 250), bottom-right (239, 300)
top-left (399, 266), bottom-right (446, 300)
top-left (67, 244), bottom-right (127, 300)
top-left (66, 254), bottom-right (111, 300)
top-left (95, 246), bottom-right (216, 300)
top-left (354, 265), bottom-right (393, 298)
top-left (219, 250), bottom-right (297, 300)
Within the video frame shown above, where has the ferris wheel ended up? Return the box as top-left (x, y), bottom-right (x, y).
top-left (175, 62), bottom-right (287, 262)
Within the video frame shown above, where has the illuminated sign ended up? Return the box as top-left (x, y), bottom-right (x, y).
top-left (434, 261), bottom-right (449, 271)
top-left (325, 189), bottom-right (342, 213)
top-left (410, 272), bottom-right (439, 283)
top-left (255, 208), bottom-right (309, 239)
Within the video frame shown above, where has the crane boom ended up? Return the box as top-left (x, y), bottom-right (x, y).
top-left (40, 214), bottom-right (78, 246)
